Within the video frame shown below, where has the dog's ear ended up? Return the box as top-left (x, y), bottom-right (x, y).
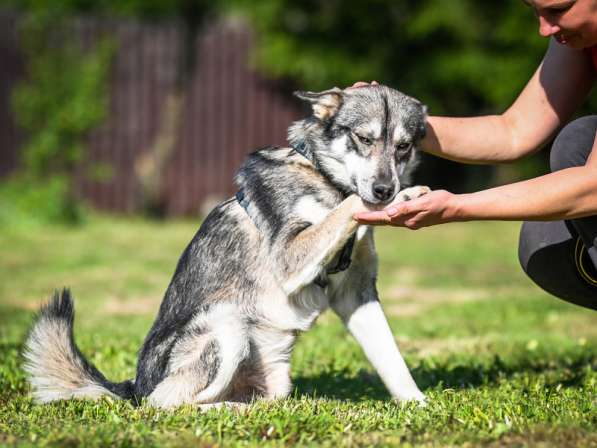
top-left (294, 88), bottom-right (343, 121)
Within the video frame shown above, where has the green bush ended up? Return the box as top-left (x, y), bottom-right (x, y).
top-left (0, 175), bottom-right (86, 227)
top-left (8, 9), bottom-right (114, 224)
top-left (228, 0), bottom-right (594, 190)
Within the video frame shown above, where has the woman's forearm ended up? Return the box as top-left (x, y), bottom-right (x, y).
top-left (454, 165), bottom-right (597, 222)
top-left (354, 164), bottom-right (597, 229)
top-left (421, 115), bottom-right (528, 164)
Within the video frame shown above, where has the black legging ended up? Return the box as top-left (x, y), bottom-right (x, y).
top-left (518, 115), bottom-right (597, 310)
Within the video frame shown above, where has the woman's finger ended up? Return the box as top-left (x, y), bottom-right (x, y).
top-left (348, 80), bottom-right (380, 89)
top-left (353, 210), bottom-right (391, 224)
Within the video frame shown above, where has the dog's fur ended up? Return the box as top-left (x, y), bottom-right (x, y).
top-left (24, 85), bottom-right (430, 408)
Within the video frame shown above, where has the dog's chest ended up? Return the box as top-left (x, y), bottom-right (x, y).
top-left (260, 284), bottom-right (329, 332)
top-left (260, 227), bottom-right (371, 333)
top-left (293, 195), bottom-right (333, 224)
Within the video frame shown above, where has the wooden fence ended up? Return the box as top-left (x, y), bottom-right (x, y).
top-left (0, 12), bottom-right (304, 215)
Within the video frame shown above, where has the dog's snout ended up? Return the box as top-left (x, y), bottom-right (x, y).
top-left (372, 182), bottom-right (395, 201)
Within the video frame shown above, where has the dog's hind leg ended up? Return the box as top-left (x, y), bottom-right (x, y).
top-left (260, 361), bottom-right (291, 400)
top-left (148, 304), bottom-right (250, 408)
top-left (249, 327), bottom-right (294, 400)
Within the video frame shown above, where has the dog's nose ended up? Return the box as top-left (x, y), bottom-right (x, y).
top-left (372, 182), bottom-right (395, 201)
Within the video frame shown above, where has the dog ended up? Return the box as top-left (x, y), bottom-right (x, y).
top-left (24, 85), bottom-right (430, 409)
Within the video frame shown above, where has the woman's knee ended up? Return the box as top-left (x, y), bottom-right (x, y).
top-left (518, 221), bottom-right (597, 310)
top-left (550, 115), bottom-right (597, 172)
top-left (518, 221), bottom-right (562, 292)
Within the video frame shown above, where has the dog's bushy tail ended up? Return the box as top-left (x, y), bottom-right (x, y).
top-left (23, 289), bottom-right (135, 403)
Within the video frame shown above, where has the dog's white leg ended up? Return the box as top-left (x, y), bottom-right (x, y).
top-left (263, 362), bottom-right (292, 400)
top-left (332, 295), bottom-right (425, 404)
top-left (249, 326), bottom-right (293, 400)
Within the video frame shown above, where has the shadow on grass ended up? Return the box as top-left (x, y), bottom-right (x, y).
top-left (294, 369), bottom-right (389, 401)
top-left (293, 352), bottom-right (595, 401)
top-left (1, 304), bottom-right (594, 404)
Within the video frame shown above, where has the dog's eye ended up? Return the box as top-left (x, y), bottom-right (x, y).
top-left (357, 135), bottom-right (373, 146)
top-left (395, 142), bottom-right (412, 156)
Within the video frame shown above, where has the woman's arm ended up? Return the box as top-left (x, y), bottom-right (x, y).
top-left (356, 132), bottom-right (597, 228)
top-left (422, 39), bottom-right (595, 163)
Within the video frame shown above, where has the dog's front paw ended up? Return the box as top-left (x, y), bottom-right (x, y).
top-left (397, 390), bottom-right (427, 407)
top-left (395, 185), bottom-right (431, 203)
top-left (346, 194), bottom-right (371, 214)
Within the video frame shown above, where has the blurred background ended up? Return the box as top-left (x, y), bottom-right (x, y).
top-left (1, 0), bottom-right (595, 223)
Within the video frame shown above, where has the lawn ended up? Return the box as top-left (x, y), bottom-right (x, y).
top-left (0, 216), bottom-right (595, 447)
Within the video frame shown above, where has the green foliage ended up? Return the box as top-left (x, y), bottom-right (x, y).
top-left (3, 0), bottom-right (595, 198)
top-left (228, 0), bottom-right (597, 189)
top-left (1, 0), bottom-right (229, 20)
top-left (9, 9), bottom-right (114, 223)
top-left (231, 0), bottom-right (546, 115)
top-left (0, 175), bottom-right (84, 228)
top-left (8, 0), bottom-right (586, 116)
top-left (0, 218), bottom-right (595, 446)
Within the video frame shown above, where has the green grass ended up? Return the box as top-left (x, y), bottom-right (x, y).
top-left (0, 216), bottom-right (595, 447)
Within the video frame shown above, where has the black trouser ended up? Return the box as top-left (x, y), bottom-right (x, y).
top-left (518, 116), bottom-right (597, 310)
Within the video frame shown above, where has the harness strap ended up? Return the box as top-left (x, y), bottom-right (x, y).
top-left (236, 189), bottom-right (250, 214)
top-left (292, 141), bottom-right (314, 165)
top-left (327, 234), bottom-right (356, 275)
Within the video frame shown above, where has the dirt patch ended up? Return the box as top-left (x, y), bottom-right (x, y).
top-left (396, 335), bottom-right (495, 357)
top-left (382, 284), bottom-right (534, 316)
top-left (387, 266), bottom-right (424, 285)
top-left (102, 296), bottom-right (159, 315)
top-left (386, 285), bottom-right (490, 302)
top-left (383, 286), bottom-right (489, 316)
top-left (4, 299), bottom-right (40, 311)
top-left (4, 295), bottom-right (160, 316)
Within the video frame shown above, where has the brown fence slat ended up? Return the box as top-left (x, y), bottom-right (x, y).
top-left (0, 12), bottom-right (303, 216)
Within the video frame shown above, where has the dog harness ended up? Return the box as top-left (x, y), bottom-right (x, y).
top-left (236, 144), bottom-right (356, 288)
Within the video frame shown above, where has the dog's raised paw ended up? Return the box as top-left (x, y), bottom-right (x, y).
top-left (396, 185), bottom-right (431, 202)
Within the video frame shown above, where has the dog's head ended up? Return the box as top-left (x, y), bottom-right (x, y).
top-left (289, 85), bottom-right (427, 205)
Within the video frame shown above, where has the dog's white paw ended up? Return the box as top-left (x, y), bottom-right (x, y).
top-left (198, 401), bottom-right (249, 412)
top-left (414, 394), bottom-right (427, 407)
top-left (397, 392), bottom-right (427, 407)
top-left (395, 185), bottom-right (431, 203)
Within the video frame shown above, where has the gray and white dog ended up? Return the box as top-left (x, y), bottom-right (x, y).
top-left (24, 85), bottom-right (430, 408)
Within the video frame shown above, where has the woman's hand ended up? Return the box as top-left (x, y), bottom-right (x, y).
top-left (354, 189), bottom-right (461, 229)
top-left (348, 80), bottom-right (379, 89)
